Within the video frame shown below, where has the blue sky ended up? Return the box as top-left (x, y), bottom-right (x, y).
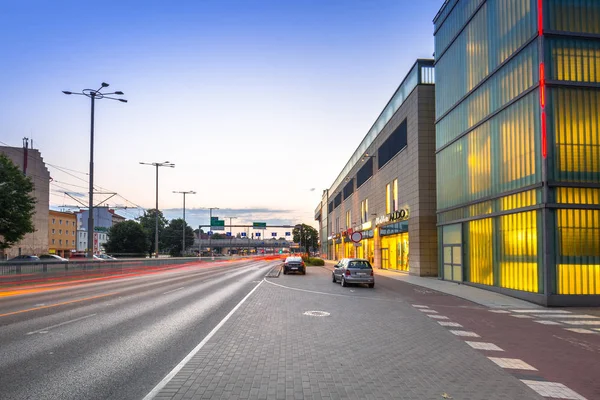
top-left (0, 0), bottom-right (442, 233)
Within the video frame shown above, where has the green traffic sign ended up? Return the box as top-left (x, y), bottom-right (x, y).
top-left (253, 222), bottom-right (267, 229)
top-left (211, 220), bottom-right (225, 226)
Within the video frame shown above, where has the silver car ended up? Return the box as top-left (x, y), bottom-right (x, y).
top-left (332, 258), bottom-right (374, 288)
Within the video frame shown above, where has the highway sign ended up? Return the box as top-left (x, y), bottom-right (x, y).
top-left (253, 222), bottom-right (267, 229)
top-left (285, 232), bottom-right (291, 236)
top-left (226, 232), bottom-right (231, 236)
top-left (272, 232), bottom-right (277, 237)
top-left (241, 232), bottom-right (247, 237)
top-left (255, 232), bottom-right (261, 237)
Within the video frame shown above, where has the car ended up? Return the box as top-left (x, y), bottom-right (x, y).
top-left (282, 256), bottom-right (305, 275)
top-left (96, 254), bottom-right (116, 260)
top-left (39, 254), bottom-right (68, 262)
top-left (7, 255), bottom-right (40, 262)
top-left (332, 258), bottom-right (374, 288)
top-left (70, 253), bottom-right (105, 261)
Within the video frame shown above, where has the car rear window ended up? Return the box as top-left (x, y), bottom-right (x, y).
top-left (348, 261), bottom-right (372, 269)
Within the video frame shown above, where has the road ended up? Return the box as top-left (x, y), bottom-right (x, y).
top-left (0, 258), bottom-right (277, 400)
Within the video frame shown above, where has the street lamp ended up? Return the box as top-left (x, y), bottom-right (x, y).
top-left (208, 207), bottom-right (219, 258)
top-left (228, 216), bottom-right (237, 255)
top-left (140, 161), bottom-right (175, 257)
top-left (173, 190), bottom-right (196, 256)
top-left (62, 83), bottom-right (127, 259)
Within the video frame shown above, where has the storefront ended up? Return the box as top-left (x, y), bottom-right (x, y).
top-left (376, 210), bottom-right (410, 271)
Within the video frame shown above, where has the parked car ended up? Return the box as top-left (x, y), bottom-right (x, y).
top-left (282, 256), bottom-right (305, 275)
top-left (70, 253), bottom-right (105, 261)
top-left (332, 258), bottom-right (374, 288)
top-left (39, 254), bottom-right (68, 262)
top-left (96, 254), bottom-right (116, 260)
top-left (8, 255), bottom-right (40, 262)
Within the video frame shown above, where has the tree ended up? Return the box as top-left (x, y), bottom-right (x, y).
top-left (103, 220), bottom-right (149, 257)
top-left (137, 209), bottom-right (168, 256)
top-left (211, 233), bottom-right (226, 240)
top-left (0, 154), bottom-right (36, 254)
top-left (292, 223), bottom-right (318, 256)
top-left (161, 218), bottom-right (195, 256)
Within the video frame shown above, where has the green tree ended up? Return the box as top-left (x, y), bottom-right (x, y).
top-left (211, 232), bottom-right (226, 240)
top-left (292, 223), bottom-right (318, 256)
top-left (137, 209), bottom-right (168, 256)
top-left (0, 154), bottom-right (36, 253)
top-left (103, 220), bottom-right (149, 257)
top-left (161, 218), bottom-right (195, 256)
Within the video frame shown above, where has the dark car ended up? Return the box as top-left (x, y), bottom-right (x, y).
top-left (8, 255), bottom-right (40, 262)
top-left (332, 258), bottom-right (375, 288)
top-left (282, 256), bottom-right (305, 275)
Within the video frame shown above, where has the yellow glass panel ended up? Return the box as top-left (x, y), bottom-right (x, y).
top-left (500, 190), bottom-right (537, 211)
top-left (558, 265), bottom-right (600, 295)
top-left (468, 127), bottom-right (491, 196)
top-left (556, 187), bottom-right (600, 204)
top-left (468, 218), bottom-right (493, 285)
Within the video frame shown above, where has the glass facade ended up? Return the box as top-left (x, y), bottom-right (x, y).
top-left (434, 0), bottom-right (600, 303)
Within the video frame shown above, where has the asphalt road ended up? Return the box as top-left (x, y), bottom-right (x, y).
top-left (0, 258), bottom-right (278, 400)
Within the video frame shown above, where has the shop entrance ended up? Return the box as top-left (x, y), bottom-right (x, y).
top-left (381, 248), bottom-right (389, 269)
top-left (442, 224), bottom-right (463, 282)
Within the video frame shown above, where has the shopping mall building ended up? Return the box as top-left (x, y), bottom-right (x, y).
top-left (314, 59), bottom-right (438, 277)
top-left (434, 0), bottom-right (600, 305)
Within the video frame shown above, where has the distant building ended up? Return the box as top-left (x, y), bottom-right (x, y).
top-left (75, 207), bottom-right (123, 254)
top-left (0, 142), bottom-right (50, 258)
top-left (48, 210), bottom-right (77, 258)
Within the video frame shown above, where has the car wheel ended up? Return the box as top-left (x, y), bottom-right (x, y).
top-left (368, 283), bottom-right (375, 288)
top-left (341, 276), bottom-right (347, 287)
top-left (283, 268), bottom-right (287, 275)
top-left (332, 273), bottom-right (336, 283)
top-left (302, 269), bottom-right (306, 275)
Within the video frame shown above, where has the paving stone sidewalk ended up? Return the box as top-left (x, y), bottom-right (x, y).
top-left (152, 269), bottom-right (543, 400)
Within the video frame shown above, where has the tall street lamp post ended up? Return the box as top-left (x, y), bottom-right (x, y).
top-left (173, 190), bottom-right (196, 256)
top-left (228, 216), bottom-right (237, 255)
top-left (140, 161), bottom-right (175, 257)
top-left (208, 207), bottom-right (219, 258)
top-left (62, 83), bottom-right (127, 259)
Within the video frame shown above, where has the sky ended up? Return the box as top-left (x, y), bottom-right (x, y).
top-left (0, 0), bottom-right (443, 235)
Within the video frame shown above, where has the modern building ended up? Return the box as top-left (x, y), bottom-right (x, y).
top-left (76, 230), bottom-right (108, 254)
top-left (0, 142), bottom-right (50, 259)
top-left (315, 59), bottom-right (437, 276)
top-left (434, 0), bottom-right (600, 305)
top-left (48, 210), bottom-right (77, 258)
top-left (76, 207), bottom-right (122, 254)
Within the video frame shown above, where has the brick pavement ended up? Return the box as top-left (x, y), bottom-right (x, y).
top-left (150, 266), bottom-right (543, 400)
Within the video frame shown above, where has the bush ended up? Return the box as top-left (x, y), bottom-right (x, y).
top-left (307, 257), bottom-right (324, 266)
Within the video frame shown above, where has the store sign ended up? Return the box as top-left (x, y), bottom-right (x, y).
top-left (375, 208), bottom-right (409, 226)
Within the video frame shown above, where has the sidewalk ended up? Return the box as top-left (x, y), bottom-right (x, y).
top-left (321, 260), bottom-right (540, 309)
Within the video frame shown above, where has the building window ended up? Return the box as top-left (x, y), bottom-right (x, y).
top-left (73, 221), bottom-right (76, 227)
top-left (52, 239), bottom-right (55, 244)
top-left (59, 219), bottom-right (62, 225)
top-left (357, 158), bottom-right (373, 188)
top-left (66, 230), bottom-right (69, 235)
top-left (59, 239), bottom-right (62, 245)
top-left (346, 210), bottom-right (351, 229)
top-left (73, 231), bottom-right (75, 236)
top-left (52, 218), bottom-right (55, 224)
top-left (378, 119), bottom-right (407, 168)
top-left (386, 183), bottom-right (391, 214)
top-left (335, 217), bottom-right (340, 233)
top-left (334, 193), bottom-right (342, 209)
top-left (393, 179), bottom-right (398, 211)
top-left (361, 199), bottom-right (369, 223)
top-left (72, 240), bottom-right (75, 246)
top-left (343, 179), bottom-right (354, 200)
top-left (52, 229), bottom-right (55, 234)
top-left (59, 229), bottom-right (62, 235)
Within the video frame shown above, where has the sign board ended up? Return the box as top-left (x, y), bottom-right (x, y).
top-left (350, 232), bottom-right (362, 243)
top-left (285, 232), bottom-right (291, 236)
top-left (255, 232), bottom-right (261, 237)
top-left (375, 208), bottom-right (409, 226)
top-left (353, 242), bottom-right (362, 247)
top-left (211, 218), bottom-right (225, 231)
top-left (253, 222), bottom-right (267, 229)
top-left (212, 225), bottom-right (225, 231)
top-left (226, 232), bottom-right (231, 237)
top-left (241, 232), bottom-right (247, 237)
top-left (272, 232), bottom-right (277, 237)
top-left (211, 216), bottom-right (218, 222)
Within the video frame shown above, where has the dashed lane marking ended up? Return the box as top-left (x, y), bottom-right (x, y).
top-left (520, 380), bottom-right (587, 400)
top-left (438, 321), bottom-right (462, 327)
top-left (561, 320), bottom-right (600, 326)
top-left (419, 309), bottom-right (438, 313)
top-left (427, 315), bottom-right (449, 320)
top-left (27, 314), bottom-right (97, 335)
top-left (534, 320), bottom-right (562, 325)
top-left (449, 330), bottom-right (480, 337)
top-left (533, 314), bottom-right (599, 319)
top-left (512, 309), bottom-right (571, 314)
top-left (465, 341), bottom-right (504, 351)
top-left (488, 310), bottom-right (511, 314)
top-left (565, 328), bottom-right (596, 334)
top-left (488, 357), bottom-right (537, 370)
top-left (511, 314), bottom-right (534, 319)
top-left (412, 305), bottom-right (429, 308)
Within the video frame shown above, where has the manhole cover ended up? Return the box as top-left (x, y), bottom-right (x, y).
top-left (303, 311), bottom-right (330, 317)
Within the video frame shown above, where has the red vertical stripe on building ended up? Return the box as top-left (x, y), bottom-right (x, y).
top-left (539, 63), bottom-right (545, 108)
top-left (537, 0), bottom-right (543, 35)
top-left (541, 111), bottom-right (547, 159)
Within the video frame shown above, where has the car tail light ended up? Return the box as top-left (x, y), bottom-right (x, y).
top-left (370, 270), bottom-right (374, 276)
top-left (345, 270), bottom-right (351, 276)
top-left (301, 262), bottom-right (305, 267)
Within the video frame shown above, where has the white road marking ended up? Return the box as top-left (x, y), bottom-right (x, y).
top-left (565, 328), bottom-right (595, 334)
top-left (412, 305), bottom-right (429, 308)
top-left (512, 309), bottom-right (571, 314)
top-left (427, 315), bottom-right (449, 320)
top-left (488, 310), bottom-right (510, 313)
top-left (143, 280), bottom-right (263, 400)
top-left (535, 314), bottom-right (599, 319)
top-left (511, 314), bottom-right (534, 319)
top-left (419, 309), bottom-right (438, 313)
top-left (561, 320), bottom-right (600, 326)
top-left (521, 380), bottom-right (587, 400)
top-left (438, 321), bottom-right (462, 327)
top-left (488, 357), bottom-right (537, 370)
top-left (534, 320), bottom-right (562, 325)
top-left (449, 330), bottom-right (480, 337)
top-left (162, 287), bottom-right (185, 295)
top-left (465, 341), bottom-right (504, 351)
top-left (27, 314), bottom-right (97, 335)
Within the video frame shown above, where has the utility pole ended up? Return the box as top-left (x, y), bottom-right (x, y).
top-left (228, 216), bottom-right (237, 256)
top-left (208, 207), bottom-right (219, 259)
top-left (173, 191), bottom-right (196, 256)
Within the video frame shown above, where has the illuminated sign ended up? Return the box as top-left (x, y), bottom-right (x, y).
top-left (375, 208), bottom-right (409, 226)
